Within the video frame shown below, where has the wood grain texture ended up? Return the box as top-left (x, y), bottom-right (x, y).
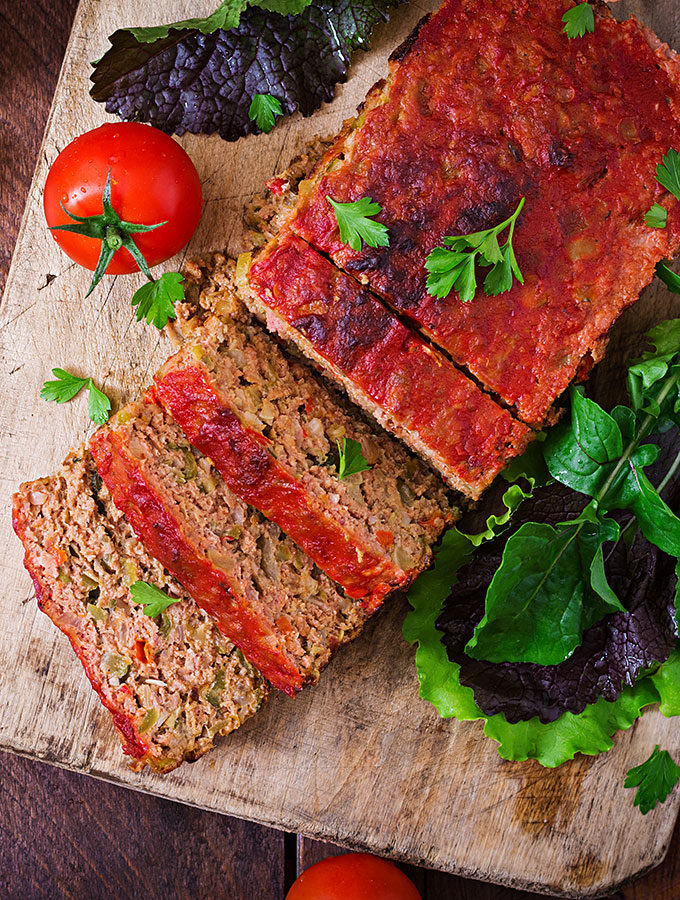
top-left (0, 750), bottom-right (286, 900)
top-left (1, 0), bottom-right (680, 897)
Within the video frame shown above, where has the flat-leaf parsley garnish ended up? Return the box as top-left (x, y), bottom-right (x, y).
top-left (645, 204), bottom-right (668, 229)
top-left (656, 149), bottom-right (680, 200)
top-left (40, 369), bottom-right (111, 426)
top-left (425, 197), bottom-right (524, 303)
top-left (562, 3), bottom-right (595, 39)
top-left (327, 196), bottom-right (390, 252)
top-left (646, 149), bottom-right (680, 231)
top-left (130, 581), bottom-right (181, 617)
top-left (248, 94), bottom-right (283, 134)
top-left (131, 271), bottom-right (184, 329)
top-left (336, 437), bottom-right (372, 479)
top-left (625, 745), bottom-right (680, 814)
top-left (657, 261), bottom-right (680, 295)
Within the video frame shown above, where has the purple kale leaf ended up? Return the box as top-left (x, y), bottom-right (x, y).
top-left (90, 0), bottom-right (403, 142)
top-left (436, 428), bottom-right (680, 724)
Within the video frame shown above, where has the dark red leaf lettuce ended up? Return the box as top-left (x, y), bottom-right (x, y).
top-left (90, 0), bottom-right (403, 142)
top-left (436, 429), bottom-right (680, 724)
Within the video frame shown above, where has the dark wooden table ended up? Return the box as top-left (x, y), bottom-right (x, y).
top-left (1, 1), bottom-right (679, 897)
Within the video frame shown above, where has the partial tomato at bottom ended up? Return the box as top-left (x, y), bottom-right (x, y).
top-left (285, 852), bottom-right (422, 900)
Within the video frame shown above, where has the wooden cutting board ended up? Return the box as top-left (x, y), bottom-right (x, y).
top-left (2, 0), bottom-right (679, 895)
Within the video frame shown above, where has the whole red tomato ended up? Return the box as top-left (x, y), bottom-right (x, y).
top-left (44, 122), bottom-right (202, 274)
top-left (286, 853), bottom-right (422, 900)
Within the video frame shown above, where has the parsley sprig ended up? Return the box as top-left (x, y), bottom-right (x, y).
top-left (336, 437), bottom-right (372, 479)
top-left (646, 149), bottom-right (680, 239)
top-left (656, 148), bottom-right (680, 199)
top-left (326, 196), bottom-right (390, 252)
top-left (657, 261), bottom-right (680, 294)
top-left (130, 581), bottom-right (181, 617)
top-left (562, 3), bottom-right (595, 39)
top-left (645, 204), bottom-right (668, 229)
top-left (131, 272), bottom-right (184, 328)
top-left (465, 318), bottom-right (680, 666)
top-left (625, 745), bottom-right (680, 814)
top-left (248, 94), bottom-right (283, 134)
top-left (40, 369), bottom-right (111, 426)
top-left (425, 197), bottom-right (525, 303)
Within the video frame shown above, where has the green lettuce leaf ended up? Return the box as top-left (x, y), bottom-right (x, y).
top-left (127, 0), bottom-right (314, 42)
top-left (404, 562), bottom-right (671, 768)
top-left (652, 646), bottom-right (680, 717)
top-left (403, 529), bottom-right (482, 719)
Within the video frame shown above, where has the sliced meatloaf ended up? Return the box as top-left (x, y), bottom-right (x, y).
top-left (12, 450), bottom-right (266, 772)
top-left (282, 0), bottom-right (680, 426)
top-left (90, 399), bottom-right (372, 695)
top-left (244, 231), bottom-right (532, 499)
top-left (153, 303), bottom-right (453, 608)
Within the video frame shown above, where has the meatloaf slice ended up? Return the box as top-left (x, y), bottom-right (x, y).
top-left (12, 450), bottom-right (266, 773)
top-left (153, 309), bottom-right (453, 608)
top-left (285, 0), bottom-right (680, 426)
top-left (90, 398), bottom-right (371, 695)
top-left (244, 231), bottom-right (532, 499)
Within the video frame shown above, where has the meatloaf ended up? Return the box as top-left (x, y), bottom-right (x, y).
top-left (153, 301), bottom-right (453, 607)
top-left (90, 398), bottom-right (374, 695)
top-left (12, 450), bottom-right (266, 772)
top-left (244, 231), bottom-right (532, 499)
top-left (282, 0), bottom-right (680, 425)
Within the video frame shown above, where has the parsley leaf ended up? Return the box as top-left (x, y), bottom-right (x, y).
top-left (130, 581), bottom-right (181, 617)
top-left (248, 93), bottom-right (283, 133)
top-left (40, 369), bottom-right (89, 404)
top-left (645, 203), bottom-right (668, 229)
top-left (656, 261), bottom-right (680, 296)
top-left (327, 196), bottom-right (390, 252)
top-left (425, 197), bottom-right (524, 303)
top-left (131, 272), bottom-right (184, 329)
top-left (336, 437), bottom-right (371, 479)
top-left (87, 381), bottom-right (112, 426)
top-left (656, 149), bottom-right (680, 201)
top-left (625, 745), bottom-right (680, 814)
top-left (41, 369), bottom-right (111, 426)
top-left (562, 3), bottom-right (595, 39)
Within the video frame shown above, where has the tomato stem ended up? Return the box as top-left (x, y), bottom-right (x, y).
top-left (105, 227), bottom-right (123, 251)
top-left (49, 168), bottom-right (165, 296)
